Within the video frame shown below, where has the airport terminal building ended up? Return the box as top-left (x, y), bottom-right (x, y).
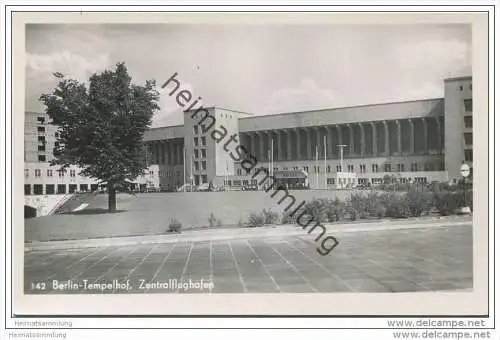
top-left (24, 76), bottom-right (473, 194)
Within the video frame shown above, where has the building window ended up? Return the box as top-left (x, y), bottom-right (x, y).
top-left (37, 126), bottom-right (45, 133)
top-left (303, 166), bottom-right (309, 173)
top-left (80, 184), bottom-right (88, 192)
top-left (469, 84), bottom-right (472, 90)
top-left (464, 99), bottom-right (473, 112)
top-left (336, 165), bottom-right (342, 172)
top-left (359, 164), bottom-right (366, 173)
top-left (347, 165), bottom-right (354, 173)
top-left (69, 184), bottom-right (77, 193)
top-left (201, 149), bottom-right (206, 158)
top-left (459, 85), bottom-right (463, 91)
top-left (194, 125), bottom-right (198, 134)
top-left (465, 150), bottom-right (473, 162)
top-left (397, 164), bottom-right (405, 172)
top-left (411, 163), bottom-right (418, 172)
top-left (46, 184), bottom-right (55, 195)
top-left (34, 169), bottom-right (41, 177)
top-left (38, 145), bottom-right (45, 152)
top-left (201, 137), bottom-right (206, 146)
top-left (24, 169), bottom-right (29, 178)
top-left (194, 137), bottom-right (199, 147)
top-left (33, 184), bottom-right (43, 195)
top-left (194, 149), bottom-right (199, 158)
top-left (201, 175), bottom-right (207, 183)
top-left (243, 180), bottom-right (249, 186)
top-left (38, 136), bottom-right (45, 142)
top-left (237, 169), bottom-right (242, 176)
top-left (201, 161), bottom-right (206, 171)
top-left (58, 170), bottom-right (65, 177)
top-left (384, 163), bottom-right (392, 172)
top-left (38, 155), bottom-right (46, 162)
top-left (24, 184), bottom-right (31, 195)
top-left (464, 133), bottom-right (473, 146)
top-left (327, 178), bottom-right (335, 185)
top-left (274, 167), bottom-right (278, 171)
top-left (293, 166), bottom-right (298, 170)
top-left (464, 116), bottom-right (473, 128)
top-left (70, 170), bottom-right (76, 177)
top-left (194, 161), bottom-right (199, 171)
top-left (37, 116), bottom-right (45, 124)
top-left (326, 165), bottom-right (331, 173)
top-left (372, 164), bottom-right (379, 173)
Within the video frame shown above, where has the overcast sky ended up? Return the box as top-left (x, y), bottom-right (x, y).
top-left (26, 23), bottom-right (472, 127)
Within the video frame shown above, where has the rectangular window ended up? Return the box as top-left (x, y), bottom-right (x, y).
top-left (58, 170), bottom-right (65, 177)
top-left (37, 116), bottom-right (45, 124)
top-left (202, 161), bottom-right (206, 171)
top-left (69, 184), bottom-right (78, 193)
top-left (464, 133), bottom-right (473, 146)
top-left (237, 169), bottom-right (242, 176)
top-left (242, 180), bottom-right (249, 186)
top-left (201, 137), bottom-right (206, 146)
top-left (194, 150), bottom-right (199, 158)
top-left (464, 116), bottom-right (473, 128)
top-left (372, 164), bottom-right (379, 173)
top-left (411, 163), bottom-right (418, 172)
top-left (304, 166), bottom-right (309, 173)
top-left (45, 184), bottom-right (55, 195)
top-left (201, 149), bottom-right (206, 158)
top-left (194, 125), bottom-right (198, 134)
top-left (194, 137), bottom-right (199, 147)
top-left (24, 169), bottom-right (29, 178)
top-left (464, 99), bottom-right (473, 112)
top-left (385, 163), bottom-right (392, 172)
top-left (38, 155), bottom-right (46, 162)
top-left (201, 175), bottom-right (207, 184)
top-left (70, 170), bottom-right (76, 177)
top-left (359, 164), bottom-right (366, 173)
top-left (194, 161), bottom-right (199, 171)
top-left (327, 165), bottom-right (331, 173)
top-left (336, 165), bottom-right (342, 172)
top-left (35, 169), bottom-right (41, 177)
top-left (37, 126), bottom-right (45, 133)
top-left (465, 149), bottom-right (473, 162)
top-left (38, 136), bottom-right (45, 142)
top-left (80, 184), bottom-right (88, 192)
top-left (24, 184), bottom-right (31, 195)
top-left (33, 184), bottom-right (43, 195)
top-left (38, 145), bottom-right (45, 152)
top-left (233, 180), bottom-right (241, 186)
top-left (397, 164), bottom-right (405, 172)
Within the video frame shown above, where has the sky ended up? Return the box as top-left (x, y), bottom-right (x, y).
top-left (25, 23), bottom-right (472, 127)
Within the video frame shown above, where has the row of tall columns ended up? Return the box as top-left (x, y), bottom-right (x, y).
top-left (149, 140), bottom-right (184, 165)
top-left (241, 117), bottom-right (443, 162)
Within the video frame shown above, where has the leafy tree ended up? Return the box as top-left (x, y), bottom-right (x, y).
top-left (40, 62), bottom-right (160, 211)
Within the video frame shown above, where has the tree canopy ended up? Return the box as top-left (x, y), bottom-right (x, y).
top-left (40, 62), bottom-right (160, 211)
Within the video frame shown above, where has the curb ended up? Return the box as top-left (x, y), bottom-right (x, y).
top-left (24, 219), bottom-right (472, 252)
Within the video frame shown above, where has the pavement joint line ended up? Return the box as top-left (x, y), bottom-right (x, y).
top-left (117, 244), bottom-right (161, 293)
top-left (91, 247), bottom-right (138, 285)
top-left (246, 239), bottom-right (280, 293)
top-left (176, 242), bottom-right (194, 293)
top-left (24, 220), bottom-right (472, 252)
top-left (264, 240), bottom-right (319, 293)
top-left (363, 256), bottom-right (431, 291)
top-left (286, 237), bottom-right (355, 292)
top-left (146, 243), bottom-right (177, 291)
top-left (69, 247), bottom-right (123, 281)
top-left (227, 240), bottom-right (248, 293)
top-left (47, 247), bottom-right (105, 280)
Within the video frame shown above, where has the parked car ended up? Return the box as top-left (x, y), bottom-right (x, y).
top-left (196, 183), bottom-right (210, 192)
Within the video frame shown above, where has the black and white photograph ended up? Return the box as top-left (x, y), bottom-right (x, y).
top-left (9, 10), bottom-right (492, 322)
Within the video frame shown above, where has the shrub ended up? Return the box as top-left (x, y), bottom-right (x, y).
top-left (262, 209), bottom-right (279, 225)
top-left (281, 211), bottom-right (295, 224)
top-left (167, 218), bottom-right (182, 233)
top-left (326, 198), bottom-right (346, 222)
top-left (247, 212), bottom-right (265, 228)
top-left (404, 188), bottom-right (433, 217)
top-left (208, 213), bottom-right (218, 228)
top-left (433, 191), bottom-right (461, 216)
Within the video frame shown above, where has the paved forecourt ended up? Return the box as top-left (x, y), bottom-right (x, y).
top-left (24, 223), bottom-right (473, 294)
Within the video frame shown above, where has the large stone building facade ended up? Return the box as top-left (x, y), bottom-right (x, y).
top-left (24, 76), bottom-right (473, 194)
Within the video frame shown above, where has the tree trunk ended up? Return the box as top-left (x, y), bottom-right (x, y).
top-left (108, 183), bottom-right (117, 212)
